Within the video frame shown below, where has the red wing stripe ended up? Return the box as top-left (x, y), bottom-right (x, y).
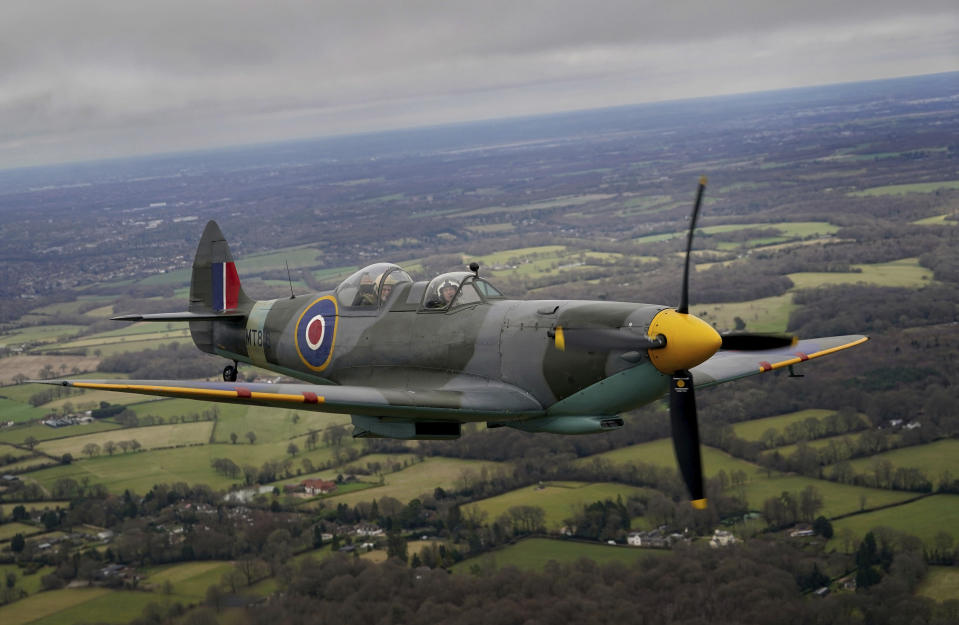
top-left (755, 336), bottom-right (869, 374)
top-left (235, 387), bottom-right (252, 398)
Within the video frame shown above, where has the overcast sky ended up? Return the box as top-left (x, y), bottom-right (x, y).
top-left (1, 0), bottom-right (956, 169)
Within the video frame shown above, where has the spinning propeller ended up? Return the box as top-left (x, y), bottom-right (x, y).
top-left (663, 177), bottom-right (797, 508)
top-left (551, 177), bottom-right (797, 507)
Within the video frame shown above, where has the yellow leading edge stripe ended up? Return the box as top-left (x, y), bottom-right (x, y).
top-left (758, 336), bottom-right (869, 373)
top-left (70, 382), bottom-right (324, 405)
top-left (691, 498), bottom-right (708, 510)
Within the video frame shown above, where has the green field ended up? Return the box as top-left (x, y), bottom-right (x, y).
top-left (212, 404), bottom-right (351, 444)
top-left (788, 258), bottom-right (934, 289)
top-left (466, 482), bottom-right (655, 529)
top-left (573, 438), bottom-right (916, 516)
top-left (636, 221), bottom-right (838, 246)
top-left (739, 475), bottom-right (915, 518)
top-left (692, 293), bottom-right (797, 333)
top-left (42, 327), bottom-right (190, 352)
top-left (731, 409), bottom-right (835, 441)
top-left (273, 452), bottom-right (418, 488)
top-left (917, 566), bottom-right (959, 602)
top-left (765, 431), bottom-right (869, 458)
top-left (0, 501), bottom-right (69, 517)
top-left (575, 439), bottom-right (767, 481)
top-left (4, 456), bottom-right (58, 472)
top-left (42, 389), bottom-right (149, 411)
top-left (0, 325), bottom-right (86, 347)
top-left (451, 537), bottom-right (666, 573)
top-left (144, 560), bottom-right (235, 599)
top-left (317, 457), bottom-right (506, 507)
top-left (126, 397), bottom-right (241, 420)
top-left (843, 439), bottom-right (959, 480)
top-left (27, 435), bottom-right (367, 493)
top-left (829, 495), bottom-right (959, 550)
top-left (848, 180), bottom-right (959, 196)
top-left (0, 588), bottom-right (111, 625)
top-left (913, 213), bottom-right (958, 226)
top-left (0, 564), bottom-right (54, 596)
top-left (0, 397), bottom-right (49, 423)
top-left (0, 521), bottom-right (41, 541)
top-left (36, 421), bottom-right (214, 457)
top-left (0, 420), bottom-right (125, 445)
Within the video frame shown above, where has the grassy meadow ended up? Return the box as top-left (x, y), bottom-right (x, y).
top-left (787, 258), bottom-right (933, 290)
top-left (730, 409), bottom-right (836, 441)
top-left (466, 482), bottom-right (657, 529)
top-left (917, 566), bottom-right (959, 602)
top-left (315, 457), bottom-right (507, 507)
top-left (829, 495), bottom-right (959, 550)
top-left (574, 438), bottom-right (766, 480)
top-left (842, 439), bottom-right (959, 479)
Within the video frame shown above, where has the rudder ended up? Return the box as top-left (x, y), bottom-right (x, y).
top-left (190, 220), bottom-right (252, 314)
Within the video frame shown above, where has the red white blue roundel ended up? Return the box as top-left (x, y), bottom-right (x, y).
top-left (295, 296), bottom-right (338, 371)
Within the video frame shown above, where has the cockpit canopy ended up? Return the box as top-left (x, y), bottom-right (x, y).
top-left (335, 263), bottom-right (504, 311)
top-left (335, 263), bottom-right (413, 308)
top-left (423, 271), bottom-right (504, 310)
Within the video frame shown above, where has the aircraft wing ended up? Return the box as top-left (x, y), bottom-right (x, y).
top-left (691, 334), bottom-right (867, 388)
top-left (37, 378), bottom-right (545, 422)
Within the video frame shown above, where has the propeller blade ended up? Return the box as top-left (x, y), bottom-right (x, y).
top-left (720, 332), bottom-right (797, 351)
top-left (669, 369), bottom-right (707, 509)
top-left (549, 326), bottom-right (666, 352)
top-left (678, 176), bottom-right (707, 315)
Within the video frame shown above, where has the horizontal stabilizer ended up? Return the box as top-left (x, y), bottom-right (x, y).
top-left (111, 311), bottom-right (247, 322)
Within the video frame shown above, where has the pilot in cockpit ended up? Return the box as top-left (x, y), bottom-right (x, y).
top-left (379, 275), bottom-right (397, 305)
top-left (352, 273), bottom-right (377, 306)
top-left (439, 280), bottom-right (458, 305)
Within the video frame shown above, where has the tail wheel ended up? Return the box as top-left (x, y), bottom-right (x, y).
top-left (223, 365), bottom-right (238, 382)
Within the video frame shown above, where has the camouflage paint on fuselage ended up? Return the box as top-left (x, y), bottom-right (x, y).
top-left (201, 280), bottom-right (670, 415)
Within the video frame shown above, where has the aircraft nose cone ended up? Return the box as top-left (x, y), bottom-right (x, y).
top-left (647, 309), bottom-right (722, 374)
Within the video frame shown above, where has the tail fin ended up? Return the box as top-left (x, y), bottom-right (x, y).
top-left (190, 220), bottom-right (252, 314)
top-left (111, 220), bottom-right (251, 323)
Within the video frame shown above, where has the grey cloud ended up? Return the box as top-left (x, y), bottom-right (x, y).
top-left (0, 1), bottom-right (956, 167)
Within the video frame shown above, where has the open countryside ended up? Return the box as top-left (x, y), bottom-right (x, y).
top-left (1, 73), bottom-right (958, 623)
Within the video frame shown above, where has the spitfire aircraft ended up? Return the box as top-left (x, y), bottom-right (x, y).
top-left (42, 180), bottom-right (866, 507)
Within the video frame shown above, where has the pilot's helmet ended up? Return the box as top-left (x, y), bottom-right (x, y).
top-left (438, 279), bottom-right (458, 302)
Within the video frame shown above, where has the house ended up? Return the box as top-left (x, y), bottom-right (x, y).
top-left (627, 527), bottom-right (669, 548)
top-left (302, 479), bottom-right (337, 495)
top-left (354, 524), bottom-right (384, 537)
top-left (709, 529), bottom-right (740, 548)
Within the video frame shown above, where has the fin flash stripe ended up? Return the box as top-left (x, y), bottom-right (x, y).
top-left (70, 382), bottom-right (325, 405)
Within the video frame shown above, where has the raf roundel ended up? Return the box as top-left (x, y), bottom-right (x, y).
top-left (295, 296), bottom-right (338, 371)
